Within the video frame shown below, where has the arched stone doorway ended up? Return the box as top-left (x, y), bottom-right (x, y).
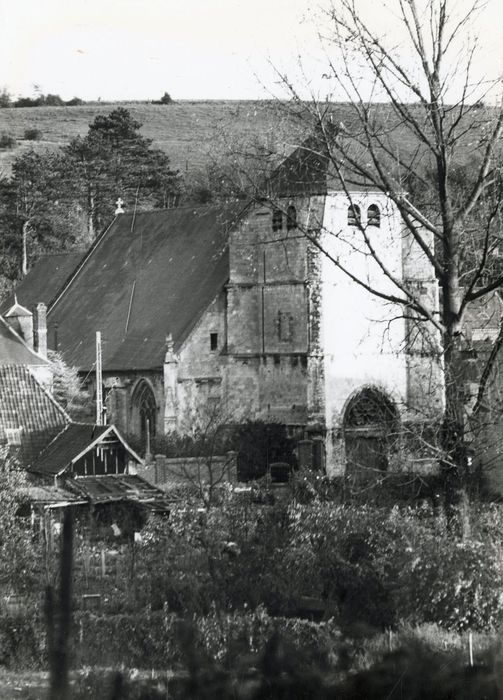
top-left (131, 380), bottom-right (157, 447)
top-left (343, 387), bottom-right (399, 481)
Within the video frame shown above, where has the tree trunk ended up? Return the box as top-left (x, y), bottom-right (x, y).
top-left (441, 323), bottom-right (468, 524)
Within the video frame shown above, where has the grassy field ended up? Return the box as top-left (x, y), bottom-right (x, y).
top-left (0, 101), bottom-right (305, 178)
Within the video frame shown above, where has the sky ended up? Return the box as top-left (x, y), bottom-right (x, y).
top-left (1, 0), bottom-right (503, 102)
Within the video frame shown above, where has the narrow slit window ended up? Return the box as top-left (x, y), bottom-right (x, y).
top-left (347, 204), bottom-right (361, 227)
top-left (367, 204), bottom-right (381, 227)
top-left (272, 210), bottom-right (283, 232)
top-left (210, 332), bottom-right (218, 351)
top-left (286, 205), bottom-right (297, 231)
top-left (278, 311), bottom-right (293, 342)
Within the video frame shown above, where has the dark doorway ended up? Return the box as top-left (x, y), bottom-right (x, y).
top-left (343, 387), bottom-right (398, 481)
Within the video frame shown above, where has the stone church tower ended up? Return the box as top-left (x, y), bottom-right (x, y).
top-left (223, 149), bottom-right (443, 474)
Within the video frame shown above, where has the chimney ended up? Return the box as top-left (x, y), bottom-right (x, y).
top-left (33, 303), bottom-right (48, 358)
top-left (5, 299), bottom-right (33, 348)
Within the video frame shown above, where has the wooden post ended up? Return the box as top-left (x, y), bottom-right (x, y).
top-left (469, 631), bottom-right (473, 666)
top-left (101, 548), bottom-right (106, 578)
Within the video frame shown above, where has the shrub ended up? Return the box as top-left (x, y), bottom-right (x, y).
top-left (0, 89), bottom-right (11, 108)
top-left (289, 503), bottom-right (503, 632)
top-left (0, 613), bottom-right (45, 669)
top-left (14, 96), bottom-right (43, 107)
top-left (43, 93), bottom-right (65, 106)
top-left (65, 97), bottom-right (84, 106)
top-left (158, 92), bottom-right (173, 104)
top-left (23, 127), bottom-right (42, 141)
top-left (0, 132), bottom-right (15, 149)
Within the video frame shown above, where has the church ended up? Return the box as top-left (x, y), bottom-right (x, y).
top-left (4, 142), bottom-right (444, 475)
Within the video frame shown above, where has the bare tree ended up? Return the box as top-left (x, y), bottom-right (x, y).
top-left (162, 397), bottom-right (241, 508)
top-left (227, 0), bottom-right (503, 503)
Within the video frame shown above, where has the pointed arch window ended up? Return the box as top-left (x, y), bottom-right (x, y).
top-left (272, 209), bottom-right (283, 232)
top-left (367, 204), bottom-right (381, 227)
top-left (286, 205), bottom-right (297, 231)
top-left (132, 380), bottom-right (157, 445)
top-left (347, 204), bottom-right (361, 227)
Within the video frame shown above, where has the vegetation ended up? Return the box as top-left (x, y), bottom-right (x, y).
top-left (217, 0), bottom-right (503, 512)
top-left (2, 472), bottom-right (503, 697)
top-left (0, 107), bottom-right (181, 283)
top-left (23, 127), bottom-right (42, 141)
top-left (0, 133), bottom-right (15, 149)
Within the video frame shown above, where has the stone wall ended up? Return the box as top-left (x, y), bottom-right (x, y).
top-left (85, 369), bottom-right (165, 441)
top-left (138, 451), bottom-right (238, 489)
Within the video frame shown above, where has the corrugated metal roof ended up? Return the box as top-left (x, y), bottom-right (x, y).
top-left (47, 204), bottom-right (245, 370)
top-left (68, 474), bottom-right (171, 511)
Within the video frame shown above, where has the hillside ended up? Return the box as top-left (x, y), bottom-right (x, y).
top-left (0, 101), bottom-right (306, 178)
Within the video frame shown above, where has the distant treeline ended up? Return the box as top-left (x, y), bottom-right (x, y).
top-left (0, 90), bottom-right (173, 108)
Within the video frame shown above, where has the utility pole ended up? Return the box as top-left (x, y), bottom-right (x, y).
top-left (95, 331), bottom-right (103, 425)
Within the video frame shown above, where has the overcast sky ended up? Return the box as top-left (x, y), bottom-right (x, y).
top-left (1, 0), bottom-right (502, 102)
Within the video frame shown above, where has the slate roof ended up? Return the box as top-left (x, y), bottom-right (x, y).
top-left (267, 135), bottom-right (329, 197)
top-left (0, 316), bottom-right (48, 366)
top-left (32, 423), bottom-right (111, 476)
top-left (0, 252), bottom-right (84, 316)
top-left (0, 365), bottom-right (69, 463)
top-left (45, 204), bottom-right (245, 371)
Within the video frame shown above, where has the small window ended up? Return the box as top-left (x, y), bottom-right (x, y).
top-left (367, 204), bottom-right (381, 227)
top-left (278, 311), bottom-right (293, 342)
top-left (347, 204), bottom-right (361, 227)
top-left (272, 210), bottom-right (283, 232)
top-left (286, 205), bottom-right (297, 231)
top-left (210, 332), bottom-right (218, 351)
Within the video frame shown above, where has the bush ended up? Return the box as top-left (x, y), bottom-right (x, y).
top-left (0, 89), bottom-right (11, 108)
top-left (65, 96), bottom-right (84, 106)
top-left (23, 127), bottom-right (42, 141)
top-left (42, 93), bottom-right (65, 106)
top-left (14, 96), bottom-right (43, 107)
top-left (0, 132), bottom-right (15, 149)
top-left (289, 503), bottom-right (503, 631)
top-left (0, 614), bottom-right (45, 669)
top-left (157, 92), bottom-right (173, 104)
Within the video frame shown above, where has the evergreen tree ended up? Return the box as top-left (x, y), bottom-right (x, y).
top-left (64, 107), bottom-right (181, 236)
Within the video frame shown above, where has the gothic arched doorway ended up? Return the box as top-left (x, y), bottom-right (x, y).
top-left (343, 387), bottom-right (399, 481)
top-left (131, 380), bottom-right (157, 448)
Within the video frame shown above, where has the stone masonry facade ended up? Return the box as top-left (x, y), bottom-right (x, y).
top-left (100, 191), bottom-right (443, 476)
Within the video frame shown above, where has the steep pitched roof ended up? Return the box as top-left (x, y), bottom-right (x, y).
top-left (32, 423), bottom-right (143, 476)
top-left (46, 204), bottom-right (245, 371)
top-left (0, 316), bottom-right (48, 366)
top-left (0, 252), bottom-right (84, 315)
top-left (32, 423), bottom-right (111, 476)
top-left (0, 365), bottom-right (69, 463)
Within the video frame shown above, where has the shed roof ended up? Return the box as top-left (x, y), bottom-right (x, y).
top-left (46, 204), bottom-right (245, 370)
top-left (32, 423), bottom-right (113, 476)
top-left (68, 474), bottom-right (171, 512)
